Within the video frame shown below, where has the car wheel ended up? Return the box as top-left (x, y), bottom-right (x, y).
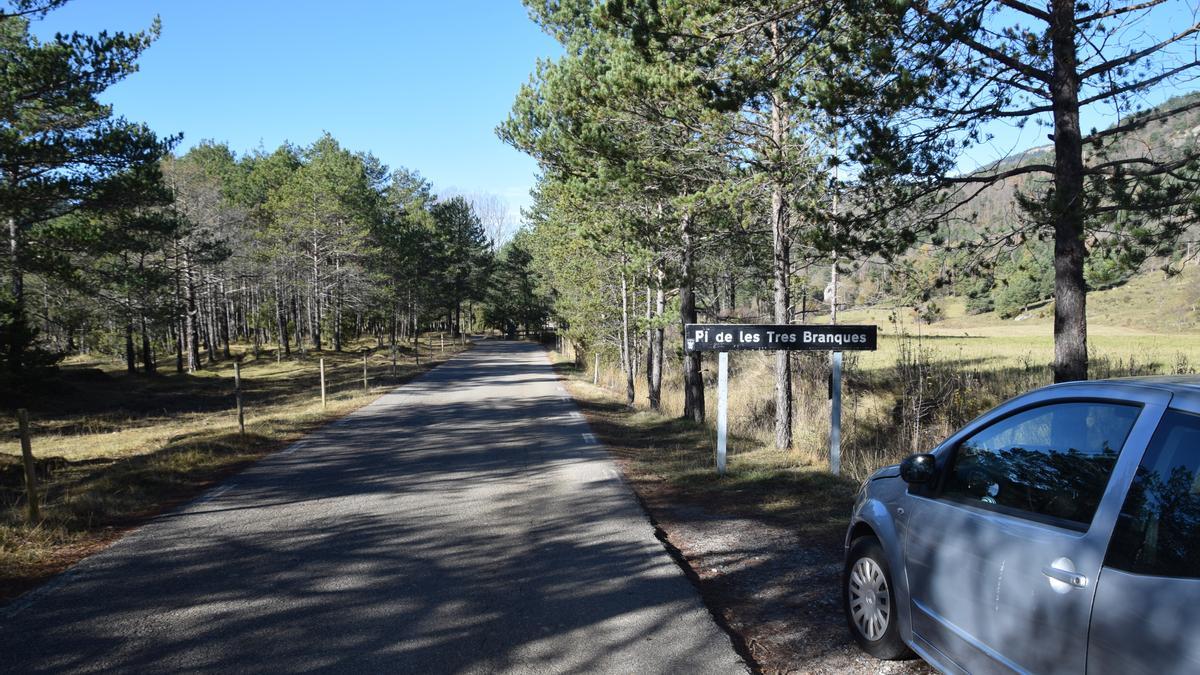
top-left (844, 536), bottom-right (912, 660)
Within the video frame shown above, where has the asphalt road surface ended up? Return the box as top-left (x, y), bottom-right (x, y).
top-left (0, 341), bottom-right (746, 674)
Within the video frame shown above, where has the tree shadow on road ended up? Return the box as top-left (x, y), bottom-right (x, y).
top-left (0, 342), bottom-right (745, 673)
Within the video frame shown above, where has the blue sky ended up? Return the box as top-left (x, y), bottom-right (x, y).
top-left (28, 2), bottom-right (1199, 210)
top-left (31, 1), bottom-right (561, 222)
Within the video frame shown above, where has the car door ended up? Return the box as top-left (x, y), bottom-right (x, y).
top-left (905, 391), bottom-right (1167, 674)
top-left (1088, 408), bottom-right (1200, 675)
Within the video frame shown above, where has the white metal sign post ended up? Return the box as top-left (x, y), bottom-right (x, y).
top-left (685, 323), bottom-right (877, 476)
top-left (831, 350), bottom-right (843, 475)
top-left (716, 351), bottom-right (728, 475)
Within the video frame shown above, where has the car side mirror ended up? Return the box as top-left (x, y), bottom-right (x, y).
top-left (900, 453), bottom-right (937, 484)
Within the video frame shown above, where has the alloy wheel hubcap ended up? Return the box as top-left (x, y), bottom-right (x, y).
top-left (849, 557), bottom-right (891, 641)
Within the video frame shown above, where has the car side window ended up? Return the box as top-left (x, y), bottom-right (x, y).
top-left (940, 402), bottom-right (1141, 528)
top-left (1106, 410), bottom-right (1200, 578)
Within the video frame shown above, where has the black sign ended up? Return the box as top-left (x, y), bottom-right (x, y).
top-left (684, 324), bottom-right (877, 352)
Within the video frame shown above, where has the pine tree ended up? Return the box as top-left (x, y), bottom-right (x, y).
top-left (1, 4), bottom-right (174, 375)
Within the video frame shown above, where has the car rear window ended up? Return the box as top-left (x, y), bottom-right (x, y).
top-left (1106, 409), bottom-right (1200, 578)
top-left (941, 402), bottom-right (1141, 528)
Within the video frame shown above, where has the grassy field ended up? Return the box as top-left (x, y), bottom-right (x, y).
top-left (0, 337), bottom-right (468, 602)
top-left (583, 265), bottom-right (1200, 485)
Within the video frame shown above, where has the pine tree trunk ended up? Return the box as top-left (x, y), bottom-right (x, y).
top-left (183, 250), bottom-right (201, 372)
top-left (219, 279), bottom-right (231, 359)
top-left (334, 255), bottom-right (343, 352)
top-left (1049, 0), bottom-right (1088, 383)
top-left (173, 320), bottom-right (183, 373)
top-left (620, 269), bottom-right (635, 406)
top-left (412, 300), bottom-right (420, 366)
top-left (275, 276), bottom-right (289, 359)
top-left (728, 271), bottom-right (737, 314)
top-left (173, 248), bottom-right (184, 373)
top-left (7, 217), bottom-right (20, 308)
top-left (771, 92), bottom-right (793, 450)
top-left (680, 212), bottom-right (704, 422)
top-left (203, 284), bottom-right (216, 364)
top-left (6, 215), bottom-right (25, 373)
top-left (310, 292), bottom-right (321, 351)
top-left (124, 317), bottom-right (136, 374)
top-left (310, 241), bottom-right (322, 350)
top-left (390, 310), bottom-right (398, 374)
top-left (645, 281), bottom-right (654, 405)
top-left (292, 289), bottom-right (304, 355)
top-left (650, 265), bottom-right (664, 411)
top-left (140, 311), bottom-right (155, 374)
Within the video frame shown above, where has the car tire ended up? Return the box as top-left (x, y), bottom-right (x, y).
top-left (843, 536), bottom-right (912, 660)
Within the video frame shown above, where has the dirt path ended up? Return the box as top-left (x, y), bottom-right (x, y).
top-left (624, 472), bottom-right (933, 674)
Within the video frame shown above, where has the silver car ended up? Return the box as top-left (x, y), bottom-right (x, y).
top-left (844, 376), bottom-right (1200, 674)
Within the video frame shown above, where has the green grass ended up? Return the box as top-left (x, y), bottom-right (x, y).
top-left (0, 337), bottom-right (468, 603)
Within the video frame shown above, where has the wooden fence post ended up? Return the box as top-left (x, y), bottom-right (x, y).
top-left (320, 358), bottom-right (327, 409)
top-left (16, 409), bottom-right (39, 522)
top-left (234, 361), bottom-right (245, 435)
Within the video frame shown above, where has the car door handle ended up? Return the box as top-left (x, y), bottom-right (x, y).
top-left (1042, 564), bottom-right (1088, 589)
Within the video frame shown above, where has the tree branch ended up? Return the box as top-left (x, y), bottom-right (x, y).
top-left (1080, 21), bottom-right (1200, 80)
top-left (945, 163), bottom-right (1056, 184)
top-left (1080, 59), bottom-right (1200, 106)
top-left (1077, 0), bottom-right (1168, 24)
top-left (912, 1), bottom-right (1053, 84)
top-left (995, 0), bottom-right (1051, 22)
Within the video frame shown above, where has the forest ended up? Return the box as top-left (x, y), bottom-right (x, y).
top-left (0, 4), bottom-right (551, 403)
top-left (500, 0), bottom-right (1200, 464)
top-left (14, 135), bottom-right (499, 377)
top-left (4, 0), bottom-right (1200, 469)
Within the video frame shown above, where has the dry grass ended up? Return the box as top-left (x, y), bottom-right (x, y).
top-left (555, 362), bottom-right (859, 543)
top-left (574, 269), bottom-right (1200, 492)
top-left (845, 264), bottom-right (1200, 337)
top-left (0, 337), bottom-right (468, 602)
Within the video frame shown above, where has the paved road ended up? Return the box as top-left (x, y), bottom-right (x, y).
top-left (0, 341), bottom-right (745, 674)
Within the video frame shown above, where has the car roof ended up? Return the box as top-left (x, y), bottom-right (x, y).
top-left (1042, 375), bottom-right (1200, 396)
top-left (1034, 375), bottom-right (1200, 415)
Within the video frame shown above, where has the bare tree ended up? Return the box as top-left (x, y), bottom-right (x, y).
top-left (465, 192), bottom-right (513, 250)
